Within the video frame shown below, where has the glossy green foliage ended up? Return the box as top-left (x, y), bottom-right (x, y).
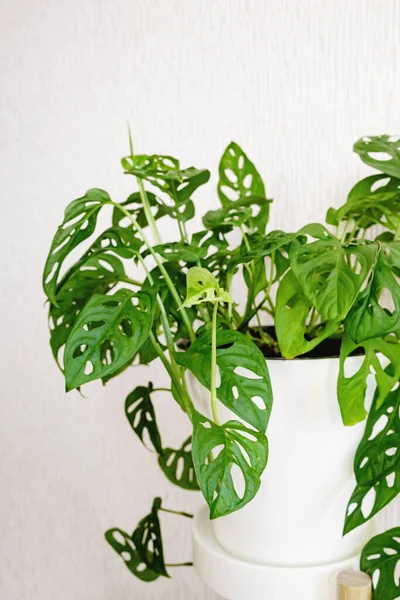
top-left (360, 527), bottom-right (400, 599)
top-left (337, 333), bottom-right (400, 425)
top-left (345, 241), bottom-right (400, 343)
top-left (158, 437), bottom-right (200, 491)
top-left (182, 267), bottom-right (233, 307)
top-left (64, 288), bottom-right (156, 390)
top-left (150, 242), bottom-right (207, 263)
top-left (104, 527), bottom-right (160, 582)
top-left (354, 135), bottom-right (400, 178)
top-left (175, 330), bottom-right (273, 432)
top-left (290, 227), bottom-right (378, 321)
top-left (43, 188), bottom-right (112, 304)
top-left (192, 411), bottom-right (268, 519)
top-left (125, 383), bottom-right (163, 455)
top-left (234, 230), bottom-right (296, 263)
top-left (112, 191), bottom-right (167, 228)
top-left (344, 380), bottom-right (400, 535)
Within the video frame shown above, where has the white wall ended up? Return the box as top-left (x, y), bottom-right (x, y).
top-left (1, 1), bottom-right (399, 598)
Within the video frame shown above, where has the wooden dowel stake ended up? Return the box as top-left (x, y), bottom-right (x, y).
top-left (337, 570), bottom-right (372, 600)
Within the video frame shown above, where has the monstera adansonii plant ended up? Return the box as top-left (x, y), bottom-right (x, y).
top-left (43, 134), bottom-right (400, 598)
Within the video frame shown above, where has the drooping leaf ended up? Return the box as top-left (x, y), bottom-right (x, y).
top-left (104, 527), bottom-right (160, 582)
top-left (326, 174), bottom-right (400, 232)
top-left (158, 436), bottom-right (200, 491)
top-left (43, 188), bottom-right (112, 304)
top-left (125, 383), bottom-right (163, 455)
top-left (343, 379), bottom-right (400, 535)
top-left (150, 242), bottom-right (207, 263)
top-left (354, 134), bottom-right (400, 178)
top-left (275, 270), bottom-right (341, 359)
top-left (337, 333), bottom-right (400, 426)
top-left (345, 241), bottom-right (400, 343)
top-left (290, 231), bottom-right (378, 321)
top-left (64, 288), bottom-right (156, 390)
top-left (192, 411), bottom-right (268, 519)
top-left (131, 498), bottom-right (169, 577)
top-left (360, 527), bottom-right (400, 600)
top-left (182, 267), bottom-right (233, 307)
top-left (175, 330), bottom-right (273, 432)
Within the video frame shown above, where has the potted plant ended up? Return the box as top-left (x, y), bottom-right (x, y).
top-left (42, 134), bottom-right (399, 599)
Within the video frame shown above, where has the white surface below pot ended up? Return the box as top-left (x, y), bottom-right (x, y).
top-left (189, 355), bottom-right (377, 600)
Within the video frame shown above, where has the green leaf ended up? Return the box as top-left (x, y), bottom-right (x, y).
top-left (158, 436), bottom-right (200, 491)
top-left (345, 241), bottom-right (400, 343)
top-left (343, 378), bottom-right (400, 535)
top-left (112, 191), bottom-right (167, 229)
top-left (64, 288), bottom-right (156, 391)
top-left (175, 330), bottom-right (273, 432)
top-left (354, 134), bottom-right (400, 178)
top-left (150, 242), bottom-right (207, 263)
top-left (104, 527), bottom-right (160, 582)
top-left (233, 230), bottom-right (296, 263)
top-left (192, 411), bottom-right (268, 519)
top-left (275, 270), bottom-right (341, 359)
top-left (360, 527), bottom-right (400, 600)
top-left (125, 383), bottom-right (163, 455)
top-left (202, 205), bottom-right (253, 231)
top-left (131, 498), bottom-right (169, 578)
top-left (338, 333), bottom-right (400, 426)
top-left (182, 267), bottom-right (233, 307)
top-left (290, 233), bottom-right (378, 321)
top-left (218, 143), bottom-right (266, 210)
top-left (43, 189), bottom-right (112, 304)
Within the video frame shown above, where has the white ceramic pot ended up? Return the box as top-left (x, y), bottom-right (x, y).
top-left (189, 355), bottom-right (377, 600)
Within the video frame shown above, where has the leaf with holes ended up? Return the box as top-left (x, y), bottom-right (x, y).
top-left (202, 204), bottom-right (253, 231)
top-left (275, 270), bottom-right (341, 359)
top-left (326, 174), bottom-right (400, 232)
top-left (360, 527), bottom-right (400, 600)
top-left (150, 242), bottom-right (207, 263)
top-left (290, 233), bottom-right (378, 321)
top-left (345, 241), bottom-right (400, 343)
top-left (175, 330), bottom-right (272, 432)
top-left (112, 191), bottom-right (167, 229)
top-left (182, 267), bottom-right (233, 307)
top-left (337, 333), bottom-right (400, 426)
top-left (192, 411), bottom-right (268, 519)
top-left (104, 527), bottom-right (160, 582)
top-left (354, 134), bottom-right (400, 179)
top-left (343, 379), bottom-right (400, 535)
top-left (131, 498), bottom-right (169, 577)
top-left (232, 230), bottom-right (297, 264)
top-left (64, 288), bottom-right (156, 390)
top-left (125, 383), bottom-right (163, 455)
top-left (43, 188), bottom-right (112, 304)
top-left (158, 436), bottom-right (200, 491)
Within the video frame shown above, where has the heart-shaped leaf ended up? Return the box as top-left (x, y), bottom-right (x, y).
top-left (338, 333), bottom-right (400, 426)
top-left (345, 241), bottom-right (400, 343)
top-left (182, 267), bottom-right (233, 307)
top-left (125, 383), bottom-right (163, 455)
top-left (175, 330), bottom-right (272, 432)
top-left (360, 527), bottom-right (400, 600)
top-left (131, 497), bottom-right (169, 578)
top-left (275, 270), bottom-right (341, 359)
top-left (290, 234), bottom-right (378, 321)
top-left (344, 379), bottom-right (400, 535)
top-left (192, 411), bottom-right (268, 519)
top-left (354, 135), bottom-right (400, 178)
top-left (104, 527), bottom-right (160, 582)
top-left (43, 189), bottom-right (112, 304)
top-left (158, 436), bottom-right (200, 491)
top-left (64, 288), bottom-right (156, 390)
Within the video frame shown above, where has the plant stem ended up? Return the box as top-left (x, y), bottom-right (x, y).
top-left (160, 507), bottom-right (193, 518)
top-left (395, 219), bottom-right (400, 240)
top-left (210, 302), bottom-right (220, 425)
top-left (152, 387), bottom-right (172, 393)
top-left (137, 178), bottom-right (162, 245)
top-left (112, 201), bottom-right (195, 343)
top-left (165, 562), bottom-right (193, 568)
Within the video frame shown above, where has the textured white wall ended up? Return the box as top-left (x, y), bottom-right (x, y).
top-left (1, 1), bottom-right (399, 598)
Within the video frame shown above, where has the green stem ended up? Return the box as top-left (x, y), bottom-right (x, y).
top-left (160, 507), bottom-right (193, 518)
top-left (112, 202), bottom-right (195, 343)
top-left (210, 302), bottom-right (220, 425)
top-left (137, 178), bottom-right (162, 245)
top-left (152, 387), bottom-right (172, 393)
top-left (120, 276), bottom-right (142, 287)
top-left (395, 219), bottom-right (400, 240)
top-left (165, 562), bottom-right (193, 568)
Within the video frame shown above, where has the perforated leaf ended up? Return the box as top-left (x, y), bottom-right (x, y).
top-left (182, 267), bottom-right (233, 307)
top-left (131, 497), bottom-right (169, 578)
top-left (175, 330), bottom-right (273, 432)
top-left (192, 411), bottom-right (268, 519)
top-left (290, 231), bottom-right (378, 321)
top-left (344, 380), bottom-right (400, 535)
top-left (202, 205), bottom-right (253, 231)
top-left (275, 270), bottom-right (341, 359)
top-left (112, 191), bottom-right (166, 229)
top-left (338, 333), bottom-right (400, 426)
top-left (64, 288), bottom-right (156, 390)
top-left (354, 135), bottom-right (400, 178)
top-left (345, 241), bottom-right (400, 343)
top-left (125, 383), bottom-right (163, 455)
top-left (233, 230), bottom-right (296, 263)
top-left (150, 242), bottom-right (207, 263)
top-left (158, 436), bottom-right (200, 491)
top-left (43, 189), bottom-right (112, 304)
top-left (360, 527), bottom-right (400, 600)
top-left (104, 527), bottom-right (160, 582)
